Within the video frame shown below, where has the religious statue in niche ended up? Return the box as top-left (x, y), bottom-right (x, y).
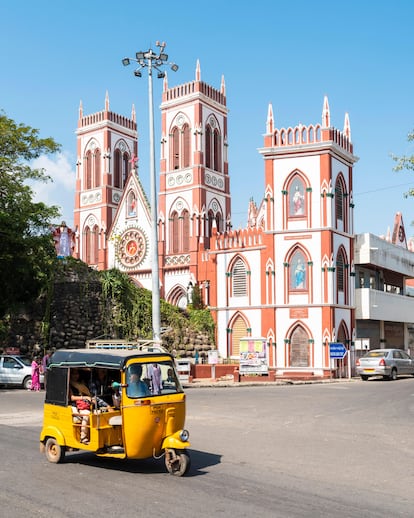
top-left (290, 179), bottom-right (305, 216)
top-left (128, 192), bottom-right (137, 217)
top-left (291, 253), bottom-right (306, 290)
top-left (51, 221), bottom-right (77, 258)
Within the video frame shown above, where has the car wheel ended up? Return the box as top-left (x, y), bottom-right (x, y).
top-left (45, 437), bottom-right (66, 464)
top-left (23, 376), bottom-right (32, 390)
top-left (389, 368), bottom-right (398, 381)
top-left (360, 375), bottom-right (368, 381)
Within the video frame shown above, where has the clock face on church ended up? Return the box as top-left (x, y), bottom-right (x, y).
top-left (117, 228), bottom-right (148, 268)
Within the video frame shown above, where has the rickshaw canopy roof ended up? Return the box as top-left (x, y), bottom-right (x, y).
top-left (49, 348), bottom-right (173, 370)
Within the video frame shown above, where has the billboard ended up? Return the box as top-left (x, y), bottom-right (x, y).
top-left (239, 337), bottom-right (268, 375)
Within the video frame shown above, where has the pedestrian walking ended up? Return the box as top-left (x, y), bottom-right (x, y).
top-left (31, 357), bottom-right (41, 391)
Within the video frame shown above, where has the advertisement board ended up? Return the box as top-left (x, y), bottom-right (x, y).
top-left (239, 337), bottom-right (268, 374)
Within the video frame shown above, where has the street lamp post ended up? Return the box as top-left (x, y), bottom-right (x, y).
top-left (122, 41), bottom-right (178, 342)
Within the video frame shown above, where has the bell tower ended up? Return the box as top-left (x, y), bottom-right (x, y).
top-left (74, 92), bottom-right (137, 269)
top-left (158, 62), bottom-right (231, 304)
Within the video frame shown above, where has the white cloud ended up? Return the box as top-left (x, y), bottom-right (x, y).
top-left (30, 151), bottom-right (76, 228)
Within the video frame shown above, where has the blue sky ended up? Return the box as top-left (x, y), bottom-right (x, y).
top-left (1, 1), bottom-right (414, 237)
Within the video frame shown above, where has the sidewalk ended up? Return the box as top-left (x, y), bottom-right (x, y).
top-left (182, 376), bottom-right (357, 388)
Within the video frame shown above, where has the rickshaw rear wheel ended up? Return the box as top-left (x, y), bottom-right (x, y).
top-left (165, 449), bottom-right (191, 476)
top-left (45, 437), bottom-right (66, 464)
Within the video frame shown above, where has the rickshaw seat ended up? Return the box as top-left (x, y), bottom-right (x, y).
top-left (108, 415), bottom-right (122, 426)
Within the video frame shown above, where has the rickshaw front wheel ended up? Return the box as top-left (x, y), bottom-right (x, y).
top-left (45, 437), bottom-right (66, 464)
top-left (165, 449), bottom-right (190, 476)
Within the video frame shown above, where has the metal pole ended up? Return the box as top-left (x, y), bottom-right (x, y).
top-left (147, 52), bottom-right (161, 342)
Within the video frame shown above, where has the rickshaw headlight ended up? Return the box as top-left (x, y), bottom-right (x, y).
top-left (179, 429), bottom-right (190, 442)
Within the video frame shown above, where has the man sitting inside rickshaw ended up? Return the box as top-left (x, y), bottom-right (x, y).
top-left (69, 369), bottom-right (93, 444)
top-left (126, 364), bottom-right (150, 398)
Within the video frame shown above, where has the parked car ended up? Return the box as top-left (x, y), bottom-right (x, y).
top-left (356, 348), bottom-right (414, 381)
top-left (0, 355), bottom-right (44, 389)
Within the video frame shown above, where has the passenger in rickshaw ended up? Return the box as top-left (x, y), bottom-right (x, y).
top-left (69, 369), bottom-right (92, 444)
top-left (89, 368), bottom-right (112, 408)
top-left (126, 364), bottom-right (150, 398)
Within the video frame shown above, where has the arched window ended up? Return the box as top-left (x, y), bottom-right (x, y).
top-left (91, 225), bottom-right (99, 264)
top-left (172, 127), bottom-right (180, 169)
top-left (335, 176), bottom-right (347, 230)
top-left (232, 258), bottom-right (247, 297)
top-left (122, 152), bottom-right (129, 187)
top-left (230, 314), bottom-right (248, 357)
top-left (213, 129), bottom-right (221, 172)
top-left (84, 226), bottom-right (91, 264)
top-left (114, 149), bottom-right (121, 188)
top-left (336, 248), bottom-right (348, 303)
top-left (93, 149), bottom-right (101, 188)
top-left (85, 150), bottom-right (92, 190)
top-left (183, 124), bottom-right (191, 168)
top-left (215, 212), bottom-right (222, 233)
top-left (290, 326), bottom-right (310, 367)
top-left (170, 212), bottom-right (179, 254)
top-left (182, 210), bottom-right (190, 252)
top-left (289, 176), bottom-right (306, 217)
top-left (205, 125), bottom-right (211, 169)
top-left (290, 249), bottom-right (307, 291)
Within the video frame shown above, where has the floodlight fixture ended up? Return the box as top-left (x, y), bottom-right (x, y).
top-left (122, 58), bottom-right (130, 66)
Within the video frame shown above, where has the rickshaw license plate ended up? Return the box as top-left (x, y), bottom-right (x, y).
top-left (364, 369), bottom-right (375, 372)
top-left (151, 405), bottom-right (165, 414)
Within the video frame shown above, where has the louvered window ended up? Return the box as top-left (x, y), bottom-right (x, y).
top-left (232, 259), bottom-right (247, 296)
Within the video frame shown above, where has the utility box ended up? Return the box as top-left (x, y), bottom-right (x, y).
top-left (176, 359), bottom-right (191, 382)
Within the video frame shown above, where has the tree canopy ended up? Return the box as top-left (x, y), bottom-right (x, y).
top-left (392, 129), bottom-right (414, 198)
top-left (0, 111), bottom-right (61, 319)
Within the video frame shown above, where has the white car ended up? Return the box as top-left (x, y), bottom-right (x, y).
top-left (356, 348), bottom-right (414, 381)
top-left (0, 355), bottom-right (44, 389)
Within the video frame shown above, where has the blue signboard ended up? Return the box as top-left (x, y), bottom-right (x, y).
top-left (329, 342), bottom-right (347, 359)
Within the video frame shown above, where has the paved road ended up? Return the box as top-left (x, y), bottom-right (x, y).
top-left (1, 379), bottom-right (414, 517)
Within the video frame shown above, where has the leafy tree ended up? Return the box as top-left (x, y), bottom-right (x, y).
top-left (0, 111), bottom-right (61, 318)
top-left (392, 129), bottom-right (414, 197)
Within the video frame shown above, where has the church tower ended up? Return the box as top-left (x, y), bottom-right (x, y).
top-left (74, 93), bottom-right (137, 269)
top-left (158, 62), bottom-right (231, 306)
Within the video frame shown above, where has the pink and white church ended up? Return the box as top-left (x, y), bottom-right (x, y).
top-left (73, 61), bottom-right (357, 379)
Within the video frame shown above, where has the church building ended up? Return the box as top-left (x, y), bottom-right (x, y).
top-left (74, 62), bottom-right (357, 378)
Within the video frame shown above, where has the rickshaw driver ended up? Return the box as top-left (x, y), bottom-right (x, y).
top-left (127, 364), bottom-right (150, 397)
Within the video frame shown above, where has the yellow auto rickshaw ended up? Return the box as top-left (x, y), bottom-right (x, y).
top-left (39, 341), bottom-right (191, 476)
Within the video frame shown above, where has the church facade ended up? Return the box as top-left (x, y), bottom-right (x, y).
top-left (74, 63), bottom-right (357, 378)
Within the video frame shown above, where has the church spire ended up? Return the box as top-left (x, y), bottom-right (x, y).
top-left (163, 71), bottom-right (168, 91)
top-left (343, 112), bottom-right (351, 141)
top-left (105, 90), bottom-right (110, 111)
top-left (195, 59), bottom-right (201, 81)
top-left (220, 74), bottom-right (226, 96)
top-left (266, 103), bottom-right (274, 134)
top-left (79, 100), bottom-right (83, 119)
top-left (322, 95), bottom-right (330, 128)
top-left (131, 103), bottom-right (136, 123)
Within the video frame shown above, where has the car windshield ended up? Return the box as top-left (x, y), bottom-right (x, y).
top-left (19, 357), bottom-right (32, 366)
top-left (365, 351), bottom-right (387, 358)
top-left (126, 360), bottom-right (182, 398)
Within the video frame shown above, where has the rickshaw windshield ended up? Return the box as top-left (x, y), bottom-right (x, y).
top-left (126, 360), bottom-right (181, 398)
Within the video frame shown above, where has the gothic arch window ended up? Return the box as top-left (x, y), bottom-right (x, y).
top-left (213, 129), bottom-right (221, 172)
top-left (93, 149), bottom-right (101, 188)
top-left (231, 258), bottom-right (248, 297)
top-left (84, 226), bottom-right (91, 264)
top-left (335, 176), bottom-right (347, 231)
top-left (229, 314), bottom-right (248, 357)
top-left (172, 127), bottom-right (180, 169)
top-left (215, 212), bottom-right (222, 233)
top-left (183, 124), bottom-right (191, 168)
top-left (170, 211), bottom-right (179, 254)
top-left (288, 175), bottom-right (306, 217)
top-left (114, 149), bottom-right (121, 188)
top-left (85, 150), bottom-right (92, 190)
top-left (336, 247), bottom-right (348, 303)
top-left (290, 325), bottom-right (310, 367)
top-left (182, 210), bottom-right (190, 252)
top-left (91, 224), bottom-right (99, 264)
top-left (205, 125), bottom-right (212, 169)
top-left (289, 249), bottom-right (308, 291)
top-left (122, 152), bottom-right (129, 187)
